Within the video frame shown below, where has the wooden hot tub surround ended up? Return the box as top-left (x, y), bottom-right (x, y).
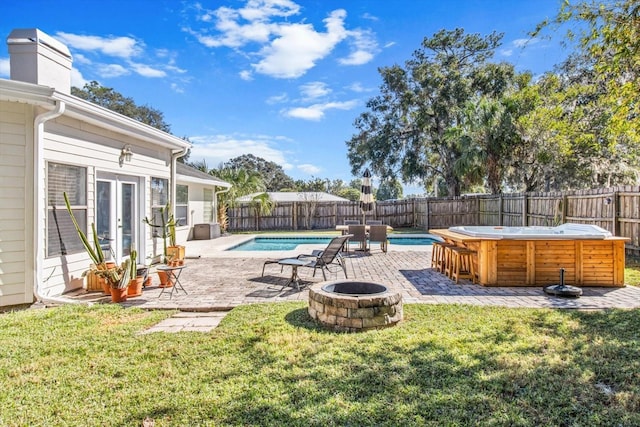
top-left (429, 227), bottom-right (629, 287)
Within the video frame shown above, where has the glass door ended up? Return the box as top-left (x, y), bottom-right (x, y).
top-left (96, 174), bottom-right (140, 262)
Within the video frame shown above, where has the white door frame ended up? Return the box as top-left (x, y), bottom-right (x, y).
top-left (95, 172), bottom-right (143, 263)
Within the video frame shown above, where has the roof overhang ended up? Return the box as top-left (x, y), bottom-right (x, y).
top-left (0, 78), bottom-right (191, 151)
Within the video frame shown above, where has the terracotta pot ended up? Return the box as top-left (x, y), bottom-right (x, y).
top-left (102, 262), bottom-right (117, 295)
top-left (144, 276), bottom-right (152, 287)
top-left (157, 271), bottom-right (173, 288)
top-left (127, 277), bottom-right (144, 297)
top-left (110, 287), bottom-right (128, 303)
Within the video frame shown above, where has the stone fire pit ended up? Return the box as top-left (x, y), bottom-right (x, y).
top-left (308, 280), bottom-right (403, 332)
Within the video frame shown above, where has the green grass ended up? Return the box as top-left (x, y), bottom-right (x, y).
top-left (1, 304), bottom-right (639, 426)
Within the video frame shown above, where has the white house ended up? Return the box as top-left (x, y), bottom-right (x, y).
top-left (0, 29), bottom-right (229, 308)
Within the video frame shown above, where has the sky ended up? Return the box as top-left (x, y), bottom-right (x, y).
top-left (0, 0), bottom-right (571, 195)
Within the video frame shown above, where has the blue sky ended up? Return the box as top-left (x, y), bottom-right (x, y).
top-left (1, 0), bottom-right (570, 194)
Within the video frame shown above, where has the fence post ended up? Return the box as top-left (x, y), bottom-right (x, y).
top-left (498, 194), bottom-right (503, 226)
top-left (293, 202), bottom-right (297, 231)
top-left (611, 191), bottom-right (618, 235)
top-left (522, 194), bottom-right (528, 226)
top-left (562, 194), bottom-right (568, 224)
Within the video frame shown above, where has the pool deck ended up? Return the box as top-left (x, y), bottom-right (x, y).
top-left (64, 233), bottom-right (640, 312)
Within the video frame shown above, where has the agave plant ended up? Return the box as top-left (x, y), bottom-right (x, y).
top-left (63, 192), bottom-right (105, 267)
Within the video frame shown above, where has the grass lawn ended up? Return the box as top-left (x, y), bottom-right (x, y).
top-left (1, 303), bottom-right (639, 426)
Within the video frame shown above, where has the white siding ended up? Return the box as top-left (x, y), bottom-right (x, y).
top-left (38, 116), bottom-right (173, 297)
top-left (0, 101), bottom-right (33, 306)
top-left (176, 180), bottom-right (220, 242)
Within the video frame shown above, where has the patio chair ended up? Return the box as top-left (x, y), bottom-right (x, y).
top-left (261, 234), bottom-right (351, 285)
top-left (341, 219), bottom-right (360, 235)
top-left (347, 224), bottom-right (367, 251)
top-left (368, 224), bottom-right (388, 253)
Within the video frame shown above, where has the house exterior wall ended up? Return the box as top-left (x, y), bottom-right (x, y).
top-left (37, 116), bottom-right (174, 298)
top-left (0, 100), bottom-right (34, 306)
top-left (175, 180), bottom-right (220, 241)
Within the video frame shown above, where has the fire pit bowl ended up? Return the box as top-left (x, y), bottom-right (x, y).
top-left (308, 280), bottom-right (403, 332)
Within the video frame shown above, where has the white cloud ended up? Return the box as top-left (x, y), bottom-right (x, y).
top-left (188, 133), bottom-right (293, 169)
top-left (339, 29), bottom-right (377, 65)
top-left (283, 100), bottom-right (358, 121)
top-left (170, 83), bottom-right (185, 94)
top-left (266, 93), bottom-right (288, 104)
top-left (55, 32), bottom-right (142, 58)
top-left (97, 63), bottom-right (130, 78)
top-left (253, 10), bottom-right (349, 78)
top-left (346, 82), bottom-right (369, 92)
top-left (500, 49), bottom-right (513, 57)
top-left (513, 38), bottom-right (539, 48)
top-left (297, 163), bottom-right (321, 174)
top-left (129, 62), bottom-right (167, 78)
top-left (0, 58), bottom-right (9, 77)
top-left (70, 67), bottom-right (89, 88)
top-left (239, 70), bottom-right (253, 80)
top-left (239, 0), bottom-right (300, 21)
top-left (299, 81), bottom-right (330, 99)
top-left (188, 2), bottom-right (376, 79)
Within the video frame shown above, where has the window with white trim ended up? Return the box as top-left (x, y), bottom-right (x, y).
top-left (46, 162), bottom-right (87, 257)
top-left (203, 188), bottom-right (214, 223)
top-left (176, 184), bottom-right (188, 226)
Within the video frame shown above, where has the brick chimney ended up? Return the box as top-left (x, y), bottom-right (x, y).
top-left (7, 28), bottom-right (72, 94)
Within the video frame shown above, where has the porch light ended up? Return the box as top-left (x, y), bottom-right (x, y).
top-left (119, 145), bottom-right (133, 166)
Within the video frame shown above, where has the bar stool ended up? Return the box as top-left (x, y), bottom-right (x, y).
top-left (449, 247), bottom-right (477, 284)
top-left (431, 242), bottom-right (456, 274)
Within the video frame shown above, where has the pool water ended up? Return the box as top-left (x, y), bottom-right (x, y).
top-left (228, 236), bottom-right (435, 251)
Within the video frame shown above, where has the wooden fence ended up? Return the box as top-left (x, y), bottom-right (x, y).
top-left (227, 185), bottom-right (640, 254)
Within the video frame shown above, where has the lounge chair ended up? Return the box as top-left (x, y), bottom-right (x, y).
top-left (261, 234), bottom-right (351, 288)
top-left (347, 225), bottom-right (367, 251)
top-left (368, 224), bottom-right (388, 253)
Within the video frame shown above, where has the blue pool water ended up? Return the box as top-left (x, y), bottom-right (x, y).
top-left (228, 236), bottom-right (435, 251)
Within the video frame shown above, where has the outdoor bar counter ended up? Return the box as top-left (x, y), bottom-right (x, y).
top-left (429, 225), bottom-right (629, 287)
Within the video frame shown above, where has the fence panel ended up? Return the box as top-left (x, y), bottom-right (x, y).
top-left (225, 186), bottom-right (639, 255)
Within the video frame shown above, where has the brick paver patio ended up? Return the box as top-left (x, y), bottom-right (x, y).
top-left (68, 234), bottom-right (640, 311)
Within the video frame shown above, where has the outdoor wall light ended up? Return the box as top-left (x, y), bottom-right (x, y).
top-left (119, 145), bottom-right (133, 166)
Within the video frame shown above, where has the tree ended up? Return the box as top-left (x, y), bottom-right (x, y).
top-left (72, 81), bottom-right (171, 132)
top-left (375, 178), bottom-right (403, 200)
top-left (221, 154), bottom-right (294, 191)
top-left (531, 0), bottom-right (640, 186)
top-left (214, 167), bottom-right (266, 232)
top-left (346, 28), bottom-right (508, 196)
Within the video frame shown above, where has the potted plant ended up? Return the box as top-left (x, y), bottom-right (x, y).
top-left (64, 192), bottom-right (115, 294)
top-left (143, 203), bottom-right (184, 265)
top-left (144, 203), bottom-right (184, 286)
top-left (109, 258), bottom-right (132, 303)
top-left (127, 249), bottom-right (144, 297)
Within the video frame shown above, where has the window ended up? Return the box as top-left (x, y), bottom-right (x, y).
top-left (176, 184), bottom-right (188, 226)
top-left (46, 163), bottom-right (87, 257)
top-left (150, 177), bottom-right (168, 237)
top-left (203, 188), bottom-right (214, 223)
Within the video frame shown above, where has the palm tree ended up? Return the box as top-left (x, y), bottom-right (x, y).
top-left (214, 167), bottom-right (266, 232)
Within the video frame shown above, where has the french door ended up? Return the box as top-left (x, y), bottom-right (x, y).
top-left (96, 174), bottom-right (141, 262)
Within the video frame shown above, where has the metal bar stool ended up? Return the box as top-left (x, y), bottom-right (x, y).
top-left (449, 247), bottom-right (477, 284)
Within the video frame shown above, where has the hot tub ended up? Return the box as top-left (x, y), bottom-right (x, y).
top-left (429, 223), bottom-right (628, 287)
top-left (449, 223), bottom-right (612, 239)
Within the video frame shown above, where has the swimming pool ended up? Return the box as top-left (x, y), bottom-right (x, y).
top-left (228, 236), bottom-right (436, 251)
